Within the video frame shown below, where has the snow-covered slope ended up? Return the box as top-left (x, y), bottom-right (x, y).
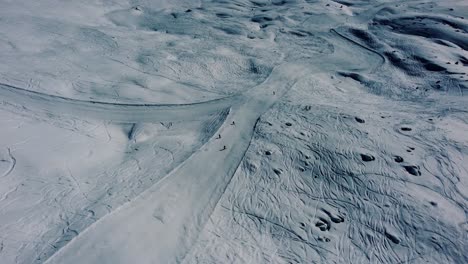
top-left (0, 0), bottom-right (467, 263)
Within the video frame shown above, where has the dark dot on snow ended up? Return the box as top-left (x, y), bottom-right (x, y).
top-left (315, 221), bottom-right (327, 231)
top-left (385, 231), bottom-right (401, 244)
top-left (401, 127), bottom-right (412, 131)
top-left (360, 154), bottom-right (375, 162)
top-left (285, 122), bottom-right (292, 126)
top-left (355, 117), bottom-right (365, 123)
top-left (404, 165), bottom-right (421, 176)
top-left (409, 147), bottom-right (415, 150)
top-left (330, 216), bottom-right (344, 223)
top-left (273, 168), bottom-right (282, 175)
top-left (185, 9), bottom-right (192, 12)
top-left (318, 236), bottom-right (330, 242)
top-left (265, 150), bottom-right (272, 156)
top-left (300, 222), bottom-right (305, 227)
top-left (430, 201), bottom-right (437, 206)
top-left (394, 156), bottom-right (404, 163)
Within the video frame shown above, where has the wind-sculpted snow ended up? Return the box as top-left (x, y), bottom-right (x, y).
top-left (0, 0), bottom-right (467, 263)
top-left (185, 74), bottom-right (468, 263)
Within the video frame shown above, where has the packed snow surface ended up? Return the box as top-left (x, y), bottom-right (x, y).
top-left (0, 0), bottom-right (467, 263)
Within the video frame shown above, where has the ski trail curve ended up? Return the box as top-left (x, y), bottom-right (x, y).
top-left (1, 148), bottom-right (16, 178)
top-left (0, 82), bottom-right (242, 123)
top-left (330, 29), bottom-right (386, 69)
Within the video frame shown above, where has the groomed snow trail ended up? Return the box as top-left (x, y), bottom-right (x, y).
top-left (0, 82), bottom-right (241, 123)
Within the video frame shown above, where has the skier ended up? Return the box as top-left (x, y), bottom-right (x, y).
top-left (231, 121), bottom-right (235, 125)
top-left (220, 145), bottom-right (227, 151)
top-left (216, 134), bottom-right (221, 139)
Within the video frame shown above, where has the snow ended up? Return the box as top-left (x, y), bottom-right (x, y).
top-left (0, 0), bottom-right (467, 263)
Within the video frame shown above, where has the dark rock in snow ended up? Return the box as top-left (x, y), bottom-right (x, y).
top-left (355, 117), bottom-right (365, 123)
top-left (404, 165), bottom-right (421, 176)
top-left (360, 154), bottom-right (375, 162)
top-left (394, 156), bottom-right (404, 163)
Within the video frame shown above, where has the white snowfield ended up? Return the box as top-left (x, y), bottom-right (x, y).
top-left (0, 0), bottom-right (467, 264)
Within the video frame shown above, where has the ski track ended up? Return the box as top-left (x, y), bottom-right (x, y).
top-left (0, 82), bottom-right (241, 123)
top-left (0, 148), bottom-right (16, 178)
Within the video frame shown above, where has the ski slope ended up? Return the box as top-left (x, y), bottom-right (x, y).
top-left (0, 0), bottom-right (467, 263)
